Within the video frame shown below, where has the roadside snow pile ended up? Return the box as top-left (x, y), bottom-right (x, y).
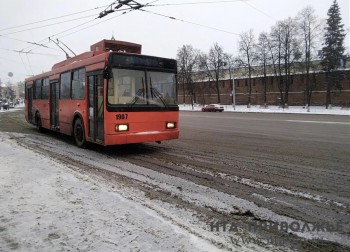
top-left (180, 104), bottom-right (350, 115)
top-left (0, 133), bottom-right (221, 252)
top-left (0, 104), bottom-right (24, 113)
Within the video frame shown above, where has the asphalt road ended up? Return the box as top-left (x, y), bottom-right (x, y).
top-left (1, 108), bottom-right (349, 251)
top-left (177, 112), bottom-right (350, 228)
top-left (119, 111), bottom-right (350, 250)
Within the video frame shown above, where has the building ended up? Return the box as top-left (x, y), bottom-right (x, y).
top-left (178, 64), bottom-right (350, 107)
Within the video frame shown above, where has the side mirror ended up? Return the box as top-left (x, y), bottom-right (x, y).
top-left (103, 68), bottom-right (111, 79)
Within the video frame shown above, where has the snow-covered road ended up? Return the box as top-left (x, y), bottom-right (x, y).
top-left (1, 108), bottom-right (349, 251)
top-left (0, 133), bottom-right (226, 252)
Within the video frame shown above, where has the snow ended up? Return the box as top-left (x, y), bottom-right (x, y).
top-left (0, 104), bottom-right (348, 250)
top-left (2, 103), bottom-right (349, 116)
top-left (180, 104), bottom-right (350, 115)
top-left (0, 133), bottom-right (225, 252)
top-left (0, 103), bottom-right (24, 113)
top-left (1, 131), bottom-right (349, 251)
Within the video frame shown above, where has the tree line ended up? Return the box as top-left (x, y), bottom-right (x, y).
top-left (177, 0), bottom-right (347, 108)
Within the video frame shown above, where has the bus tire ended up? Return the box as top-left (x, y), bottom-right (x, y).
top-left (73, 117), bottom-right (87, 148)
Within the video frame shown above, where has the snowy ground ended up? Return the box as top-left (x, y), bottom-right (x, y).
top-left (0, 133), bottom-right (228, 252)
top-left (3, 103), bottom-right (349, 115)
top-left (0, 104), bottom-right (24, 113)
top-left (0, 105), bottom-right (348, 251)
top-left (180, 104), bottom-right (350, 115)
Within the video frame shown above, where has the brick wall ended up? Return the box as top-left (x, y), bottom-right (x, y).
top-left (178, 70), bottom-right (350, 106)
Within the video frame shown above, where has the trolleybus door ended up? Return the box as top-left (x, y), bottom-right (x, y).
top-left (50, 81), bottom-right (59, 130)
top-left (27, 86), bottom-right (33, 123)
top-left (88, 75), bottom-right (104, 142)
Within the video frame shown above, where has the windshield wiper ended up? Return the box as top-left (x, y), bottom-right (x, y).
top-left (128, 88), bottom-right (144, 107)
top-left (128, 77), bottom-right (145, 107)
top-left (149, 77), bottom-right (168, 108)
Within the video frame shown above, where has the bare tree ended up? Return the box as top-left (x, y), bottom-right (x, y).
top-left (297, 6), bottom-right (323, 108)
top-left (177, 45), bottom-right (199, 107)
top-left (237, 29), bottom-right (256, 106)
top-left (270, 23), bottom-right (284, 106)
top-left (224, 53), bottom-right (236, 108)
top-left (256, 32), bottom-right (271, 105)
top-left (270, 18), bottom-right (301, 107)
top-left (3, 81), bottom-right (16, 101)
top-left (199, 43), bottom-right (227, 104)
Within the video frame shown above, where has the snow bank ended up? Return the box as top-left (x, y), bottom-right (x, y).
top-left (180, 104), bottom-right (350, 115)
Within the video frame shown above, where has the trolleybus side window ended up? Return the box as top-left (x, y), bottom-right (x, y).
top-left (72, 68), bottom-right (86, 99)
top-left (60, 72), bottom-right (71, 99)
top-left (34, 79), bottom-right (42, 100)
top-left (42, 78), bottom-right (49, 100)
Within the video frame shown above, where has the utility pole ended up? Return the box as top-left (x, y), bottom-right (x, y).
top-left (225, 55), bottom-right (236, 110)
top-left (232, 78), bottom-right (236, 110)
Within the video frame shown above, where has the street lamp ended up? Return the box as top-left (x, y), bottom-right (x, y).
top-left (228, 66), bottom-right (235, 110)
top-left (222, 55), bottom-right (236, 110)
top-left (232, 78), bottom-right (236, 110)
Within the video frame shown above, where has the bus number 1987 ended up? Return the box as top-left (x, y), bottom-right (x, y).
top-left (116, 114), bottom-right (128, 120)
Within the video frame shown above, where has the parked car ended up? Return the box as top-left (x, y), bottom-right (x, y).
top-left (2, 102), bottom-right (9, 110)
top-left (202, 104), bottom-right (224, 112)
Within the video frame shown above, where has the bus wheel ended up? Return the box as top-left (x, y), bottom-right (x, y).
top-left (74, 118), bottom-right (87, 148)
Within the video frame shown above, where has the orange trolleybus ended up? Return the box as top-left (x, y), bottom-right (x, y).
top-left (25, 39), bottom-right (179, 147)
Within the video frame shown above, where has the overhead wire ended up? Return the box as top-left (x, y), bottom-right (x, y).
top-left (2, 13), bottom-right (99, 36)
top-left (149, 1), bottom-right (283, 39)
top-left (1, 0), bottom-right (284, 82)
top-left (0, 5), bottom-right (107, 68)
top-left (21, 7), bottom-right (134, 54)
top-left (22, 0), bottom-right (160, 53)
top-left (57, 9), bottom-right (136, 40)
top-left (0, 47), bottom-right (61, 56)
top-left (11, 1), bottom-right (156, 76)
top-left (148, 0), bottom-right (249, 7)
top-left (25, 54), bottom-right (34, 75)
top-left (243, 1), bottom-right (276, 21)
top-left (0, 34), bottom-right (57, 50)
top-left (149, 0), bottom-right (276, 22)
top-left (0, 4), bottom-right (114, 53)
top-left (5, 0), bottom-right (269, 63)
top-left (0, 5), bottom-right (110, 54)
top-left (4, 0), bottom-right (245, 53)
top-left (18, 53), bottom-right (30, 76)
top-left (2, 0), bottom-right (275, 54)
top-left (0, 5), bottom-right (109, 32)
top-left (139, 9), bottom-right (239, 36)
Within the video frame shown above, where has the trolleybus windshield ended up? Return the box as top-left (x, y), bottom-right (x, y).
top-left (107, 54), bottom-right (178, 111)
top-left (107, 69), bottom-right (177, 107)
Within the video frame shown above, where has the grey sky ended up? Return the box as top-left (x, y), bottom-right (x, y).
top-left (0, 0), bottom-right (349, 83)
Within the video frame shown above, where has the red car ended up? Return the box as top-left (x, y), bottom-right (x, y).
top-left (202, 104), bottom-right (224, 112)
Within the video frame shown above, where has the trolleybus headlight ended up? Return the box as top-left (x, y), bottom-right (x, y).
top-left (116, 124), bottom-right (129, 132)
top-left (166, 122), bottom-right (176, 129)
